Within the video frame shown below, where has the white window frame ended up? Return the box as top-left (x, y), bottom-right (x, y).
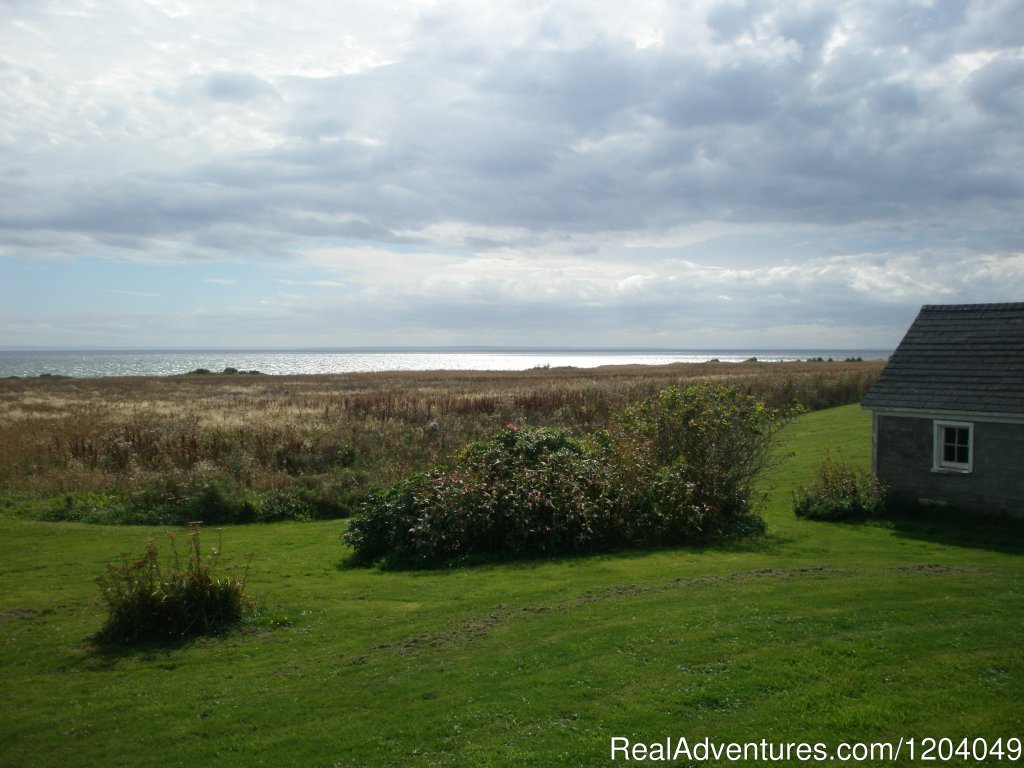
top-left (933, 420), bottom-right (974, 474)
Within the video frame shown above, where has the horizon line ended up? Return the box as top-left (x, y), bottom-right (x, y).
top-left (0, 345), bottom-right (894, 353)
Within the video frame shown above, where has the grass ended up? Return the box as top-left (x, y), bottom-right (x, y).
top-left (1, 401), bottom-right (1023, 766)
top-left (0, 360), bottom-right (881, 523)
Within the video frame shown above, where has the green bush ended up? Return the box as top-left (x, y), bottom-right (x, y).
top-left (127, 473), bottom-right (259, 524)
top-left (274, 441), bottom-right (356, 475)
top-left (605, 385), bottom-right (788, 543)
top-left (94, 522), bottom-right (255, 645)
top-left (793, 453), bottom-right (887, 520)
top-left (344, 427), bottom-right (613, 567)
top-left (25, 471), bottom-right (359, 527)
top-left (344, 386), bottom-right (791, 567)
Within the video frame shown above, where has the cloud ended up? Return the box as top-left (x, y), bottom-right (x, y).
top-left (201, 72), bottom-right (279, 104)
top-left (968, 55), bottom-right (1024, 116)
top-left (1, 0), bottom-right (1023, 348)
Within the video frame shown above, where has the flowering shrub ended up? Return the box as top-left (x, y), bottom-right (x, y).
top-left (793, 453), bottom-right (887, 520)
top-left (344, 386), bottom-right (791, 567)
top-left (344, 427), bottom-right (613, 566)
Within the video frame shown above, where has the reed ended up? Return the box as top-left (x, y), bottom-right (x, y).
top-left (0, 360), bottom-right (883, 523)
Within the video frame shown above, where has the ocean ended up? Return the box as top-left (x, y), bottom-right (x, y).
top-left (0, 348), bottom-right (891, 379)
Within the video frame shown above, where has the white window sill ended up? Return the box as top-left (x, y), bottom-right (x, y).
top-left (931, 466), bottom-right (973, 476)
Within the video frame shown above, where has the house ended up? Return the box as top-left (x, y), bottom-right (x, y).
top-left (861, 303), bottom-right (1024, 516)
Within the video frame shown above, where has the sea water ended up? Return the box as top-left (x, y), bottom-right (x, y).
top-left (0, 348), bottom-right (890, 378)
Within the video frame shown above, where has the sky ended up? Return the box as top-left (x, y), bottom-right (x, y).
top-left (1, 0), bottom-right (1023, 350)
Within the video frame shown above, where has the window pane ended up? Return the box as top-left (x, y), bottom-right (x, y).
top-left (941, 425), bottom-right (971, 466)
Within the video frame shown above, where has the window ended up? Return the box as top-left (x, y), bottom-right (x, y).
top-left (933, 421), bottom-right (973, 473)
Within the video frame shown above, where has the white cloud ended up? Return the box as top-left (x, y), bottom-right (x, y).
top-left (1, 0), bottom-right (1023, 348)
top-left (310, 279), bottom-right (347, 288)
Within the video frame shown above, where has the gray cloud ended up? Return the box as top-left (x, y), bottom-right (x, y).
top-left (969, 56), bottom-right (1024, 116)
top-left (202, 72), bottom-right (279, 103)
top-left (1, 0), bottom-right (1023, 347)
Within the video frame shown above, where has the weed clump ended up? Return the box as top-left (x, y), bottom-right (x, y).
top-left (95, 522), bottom-right (255, 645)
top-left (792, 453), bottom-right (887, 520)
top-left (345, 385), bottom-right (791, 567)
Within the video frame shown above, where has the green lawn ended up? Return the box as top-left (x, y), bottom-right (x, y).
top-left (2, 404), bottom-right (1022, 767)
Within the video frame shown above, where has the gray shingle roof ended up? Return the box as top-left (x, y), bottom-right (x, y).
top-left (862, 303), bottom-right (1024, 414)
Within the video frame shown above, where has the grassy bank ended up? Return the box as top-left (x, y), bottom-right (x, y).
top-left (0, 360), bottom-right (881, 524)
top-left (1, 403), bottom-right (1021, 767)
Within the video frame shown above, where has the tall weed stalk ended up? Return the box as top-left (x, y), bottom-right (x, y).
top-left (95, 522), bottom-right (255, 645)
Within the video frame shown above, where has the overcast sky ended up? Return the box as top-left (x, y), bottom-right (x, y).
top-left (2, 0), bottom-right (1022, 349)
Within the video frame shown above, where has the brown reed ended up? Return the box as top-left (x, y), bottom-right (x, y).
top-left (0, 360), bottom-right (883, 519)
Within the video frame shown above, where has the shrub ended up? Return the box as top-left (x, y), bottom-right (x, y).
top-left (345, 386), bottom-right (790, 567)
top-left (94, 522), bottom-right (255, 645)
top-left (131, 474), bottom-right (259, 525)
top-left (604, 385), bottom-right (789, 543)
top-left (793, 453), bottom-right (887, 520)
top-left (344, 426), bottom-right (612, 567)
top-left (26, 471), bottom-right (359, 527)
top-left (274, 441), bottom-right (356, 475)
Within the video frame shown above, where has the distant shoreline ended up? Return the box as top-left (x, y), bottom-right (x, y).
top-left (0, 348), bottom-right (891, 379)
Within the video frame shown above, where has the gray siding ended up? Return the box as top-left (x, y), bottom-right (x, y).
top-left (875, 414), bottom-right (1024, 515)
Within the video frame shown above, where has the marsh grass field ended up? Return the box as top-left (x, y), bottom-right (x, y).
top-left (1, 362), bottom-right (1022, 767)
top-left (0, 360), bottom-right (880, 524)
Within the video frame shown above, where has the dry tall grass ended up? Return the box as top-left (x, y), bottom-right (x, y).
top-left (0, 360), bottom-right (883, 520)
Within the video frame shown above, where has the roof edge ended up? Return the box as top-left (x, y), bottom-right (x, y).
top-left (921, 302), bottom-right (1024, 311)
top-left (861, 404), bottom-right (1024, 425)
